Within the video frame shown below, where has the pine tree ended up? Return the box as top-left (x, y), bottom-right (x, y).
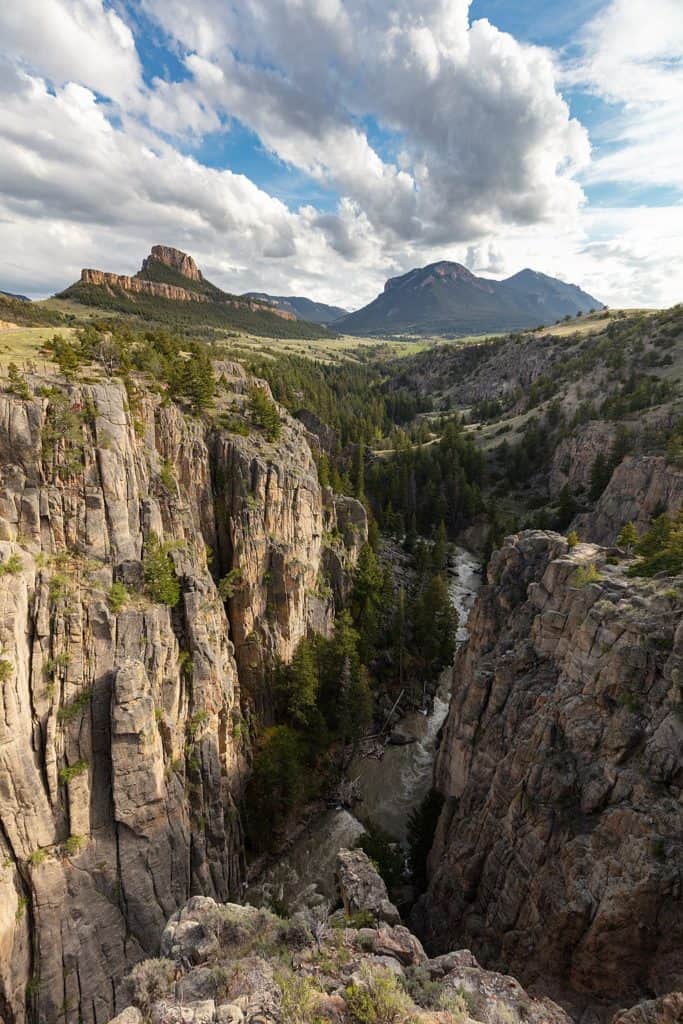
top-left (354, 441), bottom-right (366, 502)
top-left (279, 637), bottom-right (319, 726)
top-left (249, 385), bottom-right (281, 441)
top-left (432, 520), bottom-right (449, 574)
top-left (617, 521), bottom-right (638, 554)
top-left (6, 363), bottom-right (30, 400)
top-left (557, 484), bottom-right (577, 529)
top-left (143, 533), bottom-right (180, 607)
top-left (589, 452), bottom-right (611, 501)
top-left (351, 544), bottom-right (385, 661)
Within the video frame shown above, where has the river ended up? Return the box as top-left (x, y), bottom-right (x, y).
top-left (247, 546), bottom-right (482, 909)
top-left (349, 546), bottom-right (482, 842)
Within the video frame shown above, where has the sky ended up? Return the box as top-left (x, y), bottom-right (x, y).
top-left (0, 0), bottom-right (681, 310)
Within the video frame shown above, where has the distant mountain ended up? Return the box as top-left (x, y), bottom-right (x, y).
top-left (336, 262), bottom-right (603, 337)
top-left (57, 245), bottom-right (330, 339)
top-left (243, 292), bottom-right (348, 324)
top-left (0, 290), bottom-right (31, 302)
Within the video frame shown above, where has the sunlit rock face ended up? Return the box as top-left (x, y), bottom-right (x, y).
top-left (0, 365), bottom-right (365, 1024)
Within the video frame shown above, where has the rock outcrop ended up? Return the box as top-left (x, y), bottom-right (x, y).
top-left (549, 420), bottom-right (617, 498)
top-left (104, 849), bottom-right (574, 1024)
top-left (80, 268), bottom-right (208, 302)
top-left (419, 531), bottom-right (683, 1020)
top-left (572, 455), bottom-right (683, 545)
top-left (0, 364), bottom-right (364, 1024)
top-left (142, 245), bottom-right (203, 282)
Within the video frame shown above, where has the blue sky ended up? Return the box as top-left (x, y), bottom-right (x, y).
top-left (0, 0), bottom-right (681, 307)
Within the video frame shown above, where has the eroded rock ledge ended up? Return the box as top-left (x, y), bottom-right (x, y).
top-left (418, 531), bottom-right (683, 1020)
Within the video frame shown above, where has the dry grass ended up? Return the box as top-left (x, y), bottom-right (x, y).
top-left (0, 326), bottom-right (76, 367)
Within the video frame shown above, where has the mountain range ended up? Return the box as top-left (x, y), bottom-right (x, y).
top-left (243, 292), bottom-right (348, 324)
top-left (19, 245), bottom-right (604, 339)
top-left (335, 261), bottom-right (603, 336)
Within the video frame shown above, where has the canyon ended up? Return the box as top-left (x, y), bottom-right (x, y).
top-left (0, 302), bottom-right (681, 1024)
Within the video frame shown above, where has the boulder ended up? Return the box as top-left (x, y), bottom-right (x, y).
top-left (336, 849), bottom-right (401, 925)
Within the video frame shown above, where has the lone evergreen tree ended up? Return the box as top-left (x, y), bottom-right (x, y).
top-left (617, 521), bottom-right (639, 555)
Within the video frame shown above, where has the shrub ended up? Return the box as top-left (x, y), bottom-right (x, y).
top-left (57, 689), bottom-right (92, 723)
top-left (0, 658), bottom-right (13, 682)
top-left (128, 959), bottom-right (176, 1014)
top-left (346, 910), bottom-right (376, 929)
top-left (218, 567), bottom-right (245, 601)
top-left (276, 969), bottom-right (323, 1024)
top-left (29, 848), bottom-right (48, 867)
top-left (6, 363), bottom-right (31, 400)
top-left (58, 760), bottom-right (88, 785)
top-left (143, 533), bottom-right (181, 607)
top-left (617, 521), bottom-right (639, 553)
top-left (63, 834), bottom-right (85, 856)
top-left (573, 563), bottom-right (601, 587)
top-left (345, 965), bottom-right (419, 1024)
top-left (0, 553), bottom-right (23, 576)
top-left (107, 582), bottom-right (129, 613)
top-left (48, 573), bottom-right (71, 604)
top-left (159, 458), bottom-right (176, 492)
top-left (566, 530), bottom-right (579, 549)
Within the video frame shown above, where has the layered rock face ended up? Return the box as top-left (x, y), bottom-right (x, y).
top-left (142, 245), bottom-right (203, 282)
top-left (0, 367), bottom-right (363, 1024)
top-left (420, 532), bottom-right (683, 1020)
top-left (80, 268), bottom-right (208, 303)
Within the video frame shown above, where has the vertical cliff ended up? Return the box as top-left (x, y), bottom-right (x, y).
top-left (419, 532), bottom-right (683, 1020)
top-left (0, 364), bottom-right (365, 1024)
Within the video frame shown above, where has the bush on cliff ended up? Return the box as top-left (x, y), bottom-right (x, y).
top-left (143, 533), bottom-right (181, 607)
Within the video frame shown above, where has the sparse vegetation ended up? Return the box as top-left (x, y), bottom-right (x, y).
top-left (573, 563), bottom-right (602, 587)
top-left (107, 581), bottom-right (129, 613)
top-left (345, 965), bottom-right (419, 1024)
top-left (58, 760), bottom-right (88, 785)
